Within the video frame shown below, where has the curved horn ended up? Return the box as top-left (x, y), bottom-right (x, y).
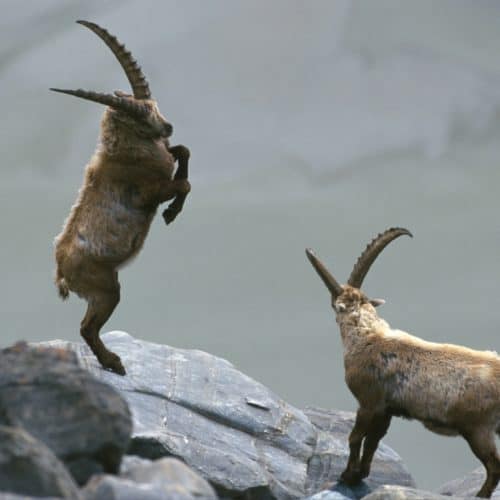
top-left (50, 88), bottom-right (148, 119)
top-left (348, 227), bottom-right (412, 288)
top-left (306, 248), bottom-right (343, 299)
top-left (77, 20), bottom-right (151, 100)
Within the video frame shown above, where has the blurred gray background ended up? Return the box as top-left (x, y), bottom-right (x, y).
top-left (1, 0), bottom-right (500, 491)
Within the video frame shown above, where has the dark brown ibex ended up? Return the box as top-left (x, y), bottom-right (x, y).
top-left (306, 228), bottom-right (500, 498)
top-left (53, 21), bottom-right (190, 375)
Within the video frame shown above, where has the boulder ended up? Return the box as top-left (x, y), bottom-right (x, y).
top-left (119, 455), bottom-right (154, 475)
top-left (362, 485), bottom-right (462, 499)
top-left (0, 425), bottom-right (80, 499)
top-left (437, 467), bottom-right (500, 499)
top-left (83, 475), bottom-right (169, 500)
top-left (305, 491), bottom-right (351, 500)
top-left (85, 455), bottom-right (217, 499)
top-left (123, 457), bottom-right (216, 496)
top-left (0, 495), bottom-right (63, 500)
top-left (41, 331), bottom-right (415, 499)
top-left (84, 467), bottom-right (217, 500)
top-left (0, 342), bottom-right (132, 485)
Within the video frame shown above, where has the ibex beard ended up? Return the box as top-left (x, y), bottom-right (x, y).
top-left (53, 21), bottom-right (190, 375)
top-left (306, 228), bottom-right (500, 498)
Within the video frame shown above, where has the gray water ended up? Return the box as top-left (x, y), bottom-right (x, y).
top-left (2, 0), bottom-right (500, 491)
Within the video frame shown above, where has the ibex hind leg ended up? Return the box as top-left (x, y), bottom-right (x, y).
top-left (80, 270), bottom-right (125, 375)
top-left (463, 428), bottom-right (500, 498)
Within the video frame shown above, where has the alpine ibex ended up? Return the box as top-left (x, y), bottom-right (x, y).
top-left (53, 21), bottom-right (190, 375)
top-left (306, 228), bottom-right (500, 498)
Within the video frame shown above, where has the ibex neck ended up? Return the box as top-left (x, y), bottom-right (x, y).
top-left (336, 305), bottom-right (389, 353)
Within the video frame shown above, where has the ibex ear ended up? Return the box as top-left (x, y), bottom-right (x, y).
top-left (370, 298), bottom-right (385, 307)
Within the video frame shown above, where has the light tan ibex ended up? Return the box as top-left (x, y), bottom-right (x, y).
top-left (53, 21), bottom-right (190, 375)
top-left (306, 228), bottom-right (500, 498)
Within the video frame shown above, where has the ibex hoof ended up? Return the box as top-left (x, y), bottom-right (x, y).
top-left (162, 208), bottom-right (179, 225)
top-left (359, 464), bottom-right (370, 479)
top-left (476, 487), bottom-right (492, 498)
top-left (108, 362), bottom-right (126, 376)
top-left (340, 468), bottom-right (363, 486)
top-left (101, 353), bottom-right (126, 376)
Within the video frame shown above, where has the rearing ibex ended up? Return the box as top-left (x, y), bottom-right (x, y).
top-left (306, 228), bottom-right (500, 498)
top-left (53, 21), bottom-right (190, 375)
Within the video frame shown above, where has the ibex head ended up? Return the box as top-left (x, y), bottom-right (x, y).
top-left (306, 227), bottom-right (412, 314)
top-left (51, 21), bottom-right (172, 142)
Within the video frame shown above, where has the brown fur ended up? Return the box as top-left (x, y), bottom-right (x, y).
top-left (54, 95), bottom-right (190, 375)
top-left (333, 285), bottom-right (500, 498)
top-left (307, 229), bottom-right (500, 498)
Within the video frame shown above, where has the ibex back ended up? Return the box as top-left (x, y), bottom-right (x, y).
top-left (53, 21), bottom-right (190, 375)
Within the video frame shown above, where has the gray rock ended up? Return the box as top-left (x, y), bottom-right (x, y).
top-left (119, 455), bottom-right (154, 476)
top-left (126, 457), bottom-right (217, 498)
top-left (437, 467), bottom-right (500, 498)
top-left (0, 342), bottom-right (132, 485)
top-left (0, 425), bottom-right (80, 499)
top-left (0, 495), bottom-right (63, 500)
top-left (363, 485), bottom-right (464, 499)
top-left (305, 490), bottom-right (351, 500)
top-left (41, 331), bottom-right (415, 499)
top-left (83, 476), bottom-right (214, 500)
top-left (85, 456), bottom-right (217, 499)
top-left (83, 475), bottom-right (173, 500)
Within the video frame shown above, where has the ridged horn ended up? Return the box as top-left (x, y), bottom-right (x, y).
top-left (77, 20), bottom-right (151, 100)
top-left (306, 248), bottom-right (343, 299)
top-left (348, 227), bottom-right (412, 289)
top-left (49, 88), bottom-right (148, 119)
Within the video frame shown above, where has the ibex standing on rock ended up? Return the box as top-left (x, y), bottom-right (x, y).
top-left (53, 21), bottom-right (190, 375)
top-left (306, 228), bottom-right (500, 498)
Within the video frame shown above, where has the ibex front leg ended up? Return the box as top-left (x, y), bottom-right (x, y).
top-left (359, 412), bottom-right (392, 479)
top-left (340, 407), bottom-right (374, 485)
top-left (163, 144), bottom-right (190, 225)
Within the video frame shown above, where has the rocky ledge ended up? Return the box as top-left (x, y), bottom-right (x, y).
top-left (0, 331), bottom-right (496, 499)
